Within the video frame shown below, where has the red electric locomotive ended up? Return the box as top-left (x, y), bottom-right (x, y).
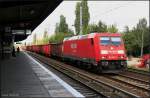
top-left (62, 33), bottom-right (127, 73)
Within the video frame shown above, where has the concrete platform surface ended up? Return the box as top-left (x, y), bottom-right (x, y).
top-left (1, 52), bottom-right (84, 98)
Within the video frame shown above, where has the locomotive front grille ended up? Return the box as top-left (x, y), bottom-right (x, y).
top-left (99, 60), bottom-right (126, 70)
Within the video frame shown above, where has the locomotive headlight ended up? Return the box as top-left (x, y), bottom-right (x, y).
top-left (120, 56), bottom-right (124, 59)
top-left (118, 50), bottom-right (124, 54)
top-left (101, 50), bottom-right (108, 54)
top-left (102, 56), bottom-right (105, 59)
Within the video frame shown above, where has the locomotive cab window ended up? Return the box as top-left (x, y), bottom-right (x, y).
top-left (100, 37), bottom-right (110, 45)
top-left (111, 37), bottom-right (121, 45)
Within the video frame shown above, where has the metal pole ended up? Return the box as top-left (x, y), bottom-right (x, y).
top-left (140, 27), bottom-right (144, 57)
top-left (80, 5), bottom-right (82, 35)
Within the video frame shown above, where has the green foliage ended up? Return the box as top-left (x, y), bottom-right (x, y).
top-left (136, 18), bottom-right (147, 30)
top-left (107, 24), bottom-right (118, 33)
top-left (59, 15), bottom-right (68, 33)
top-left (75, 0), bottom-right (90, 35)
top-left (81, 0), bottom-right (90, 35)
top-left (42, 36), bottom-right (49, 44)
top-left (53, 14), bottom-right (74, 43)
top-left (122, 32), bottom-right (135, 55)
top-left (49, 32), bottom-right (73, 43)
top-left (122, 18), bottom-right (149, 56)
top-left (97, 21), bottom-right (108, 32)
top-left (36, 33), bottom-right (67, 45)
top-left (75, 2), bottom-right (81, 34)
top-left (87, 21), bottom-right (118, 33)
top-left (55, 23), bottom-right (59, 33)
top-left (36, 39), bottom-right (44, 45)
top-left (68, 28), bottom-right (74, 35)
top-left (144, 26), bottom-right (150, 48)
top-left (55, 15), bottom-right (69, 34)
top-left (124, 26), bottom-right (129, 33)
top-left (87, 24), bottom-right (99, 33)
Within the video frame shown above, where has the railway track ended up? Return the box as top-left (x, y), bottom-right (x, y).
top-left (28, 51), bottom-right (150, 98)
top-left (127, 68), bottom-right (150, 76)
top-left (106, 74), bottom-right (149, 93)
top-left (119, 71), bottom-right (149, 83)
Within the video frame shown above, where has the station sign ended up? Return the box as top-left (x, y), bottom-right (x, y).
top-left (12, 29), bottom-right (31, 35)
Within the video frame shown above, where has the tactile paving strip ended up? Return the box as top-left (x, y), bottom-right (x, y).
top-left (30, 57), bottom-right (75, 97)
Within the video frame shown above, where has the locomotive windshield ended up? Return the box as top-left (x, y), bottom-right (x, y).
top-left (100, 37), bottom-right (110, 45)
top-left (100, 36), bottom-right (121, 45)
top-left (111, 37), bottom-right (121, 45)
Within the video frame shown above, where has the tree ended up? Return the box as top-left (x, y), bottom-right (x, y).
top-left (122, 32), bottom-right (135, 55)
top-left (136, 18), bottom-right (147, 30)
top-left (55, 23), bottom-right (59, 33)
top-left (87, 24), bottom-right (99, 33)
top-left (124, 26), bottom-right (129, 33)
top-left (81, 0), bottom-right (90, 34)
top-left (97, 21), bottom-right (107, 32)
top-left (54, 15), bottom-right (69, 34)
top-left (58, 15), bottom-right (68, 33)
top-left (74, 0), bottom-right (90, 35)
top-left (68, 28), bottom-right (74, 36)
top-left (107, 24), bottom-right (118, 33)
top-left (49, 33), bottom-right (66, 43)
top-left (134, 18), bottom-right (149, 55)
top-left (53, 15), bottom-right (74, 43)
top-left (87, 21), bottom-right (108, 33)
top-left (143, 26), bottom-right (150, 54)
top-left (122, 18), bottom-right (149, 56)
top-left (74, 2), bottom-right (81, 35)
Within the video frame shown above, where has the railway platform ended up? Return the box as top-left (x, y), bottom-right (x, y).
top-left (1, 51), bottom-right (84, 98)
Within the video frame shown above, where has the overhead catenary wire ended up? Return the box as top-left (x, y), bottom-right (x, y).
top-left (90, 2), bottom-right (133, 24)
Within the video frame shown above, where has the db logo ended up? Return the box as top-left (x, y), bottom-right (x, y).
top-left (71, 43), bottom-right (77, 49)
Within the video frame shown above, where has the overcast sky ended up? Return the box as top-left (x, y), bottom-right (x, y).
top-left (25, 1), bottom-right (149, 43)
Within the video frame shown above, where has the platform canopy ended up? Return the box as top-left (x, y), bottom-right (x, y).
top-left (0, 0), bottom-right (62, 42)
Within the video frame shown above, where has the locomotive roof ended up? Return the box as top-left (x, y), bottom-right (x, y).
top-left (63, 32), bottom-right (121, 41)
